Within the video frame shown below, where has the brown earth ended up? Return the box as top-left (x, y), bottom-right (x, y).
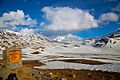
top-left (0, 60), bottom-right (120, 80)
top-left (39, 69), bottom-right (120, 80)
top-left (22, 60), bottom-right (45, 68)
top-left (52, 59), bottom-right (109, 65)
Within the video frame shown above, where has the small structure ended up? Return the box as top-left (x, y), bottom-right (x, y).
top-left (3, 46), bottom-right (22, 69)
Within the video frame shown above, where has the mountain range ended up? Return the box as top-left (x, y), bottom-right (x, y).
top-left (0, 29), bottom-right (120, 50)
top-left (0, 29), bottom-right (48, 50)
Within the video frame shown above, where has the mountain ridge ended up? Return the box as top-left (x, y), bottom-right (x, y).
top-left (0, 29), bottom-right (48, 50)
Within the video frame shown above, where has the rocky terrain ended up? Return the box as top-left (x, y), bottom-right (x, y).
top-left (0, 29), bottom-right (49, 50)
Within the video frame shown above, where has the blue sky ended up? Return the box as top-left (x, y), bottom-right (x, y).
top-left (0, 0), bottom-right (120, 38)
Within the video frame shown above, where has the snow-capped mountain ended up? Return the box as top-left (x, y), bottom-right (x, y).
top-left (93, 29), bottom-right (120, 49)
top-left (0, 29), bottom-right (49, 50)
top-left (107, 29), bottom-right (120, 38)
top-left (53, 34), bottom-right (81, 44)
top-left (0, 28), bottom-right (120, 51)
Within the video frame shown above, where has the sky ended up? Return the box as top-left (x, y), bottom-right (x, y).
top-left (0, 0), bottom-right (120, 38)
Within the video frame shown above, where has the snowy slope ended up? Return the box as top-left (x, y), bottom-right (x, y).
top-left (0, 29), bottom-right (49, 49)
top-left (53, 34), bottom-right (82, 44)
top-left (93, 29), bottom-right (120, 53)
top-left (0, 29), bottom-right (120, 54)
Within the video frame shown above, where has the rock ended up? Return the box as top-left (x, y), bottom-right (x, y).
top-left (62, 78), bottom-right (67, 80)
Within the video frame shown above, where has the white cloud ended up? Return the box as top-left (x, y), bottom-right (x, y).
top-left (41, 7), bottom-right (98, 32)
top-left (19, 28), bottom-right (35, 34)
top-left (0, 10), bottom-right (36, 30)
top-left (99, 12), bottom-right (119, 23)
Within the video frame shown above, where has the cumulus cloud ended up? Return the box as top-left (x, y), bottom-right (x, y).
top-left (99, 12), bottom-right (119, 24)
top-left (19, 28), bottom-right (36, 34)
top-left (0, 10), bottom-right (36, 30)
top-left (41, 7), bottom-right (98, 32)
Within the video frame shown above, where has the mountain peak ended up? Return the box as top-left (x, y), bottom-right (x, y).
top-left (53, 34), bottom-right (81, 43)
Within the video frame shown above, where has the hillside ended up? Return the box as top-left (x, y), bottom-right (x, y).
top-left (0, 29), bottom-right (48, 50)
